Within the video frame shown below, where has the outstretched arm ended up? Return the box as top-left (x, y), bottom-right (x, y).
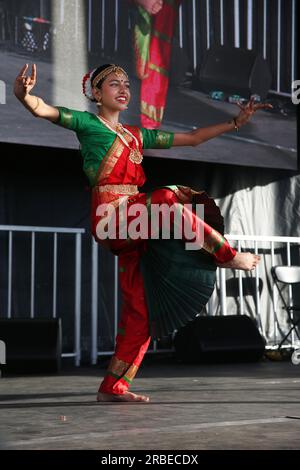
top-left (172, 98), bottom-right (273, 147)
top-left (14, 63), bottom-right (59, 122)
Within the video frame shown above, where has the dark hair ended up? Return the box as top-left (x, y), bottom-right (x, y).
top-left (91, 64), bottom-right (113, 89)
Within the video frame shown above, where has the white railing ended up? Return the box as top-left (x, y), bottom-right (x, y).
top-left (212, 235), bottom-right (300, 349)
top-left (91, 235), bottom-right (300, 363)
top-left (0, 225), bottom-right (85, 366)
top-left (2, 227), bottom-right (298, 365)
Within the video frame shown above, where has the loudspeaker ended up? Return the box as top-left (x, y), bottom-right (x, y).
top-left (197, 45), bottom-right (272, 99)
top-left (174, 315), bottom-right (265, 363)
top-left (0, 318), bottom-right (62, 374)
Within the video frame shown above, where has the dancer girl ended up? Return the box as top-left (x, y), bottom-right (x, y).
top-left (14, 63), bottom-right (270, 402)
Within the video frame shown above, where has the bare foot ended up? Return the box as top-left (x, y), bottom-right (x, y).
top-left (96, 391), bottom-right (150, 403)
top-left (217, 252), bottom-right (261, 271)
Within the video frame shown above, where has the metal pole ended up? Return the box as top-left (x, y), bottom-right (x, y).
top-left (207, 296), bottom-right (213, 315)
top-left (206, 0), bottom-right (210, 49)
top-left (238, 240), bottom-right (244, 315)
top-left (192, 0), bottom-right (197, 70)
top-left (91, 239), bottom-right (98, 365)
top-left (263, 0), bottom-right (267, 59)
top-left (40, 0), bottom-right (45, 18)
top-left (234, 0), bottom-right (240, 48)
top-left (247, 0), bottom-right (253, 50)
top-left (220, 0), bottom-right (224, 45)
top-left (75, 233), bottom-right (82, 366)
top-left (271, 241), bottom-right (277, 345)
top-left (7, 231), bottom-right (13, 318)
top-left (291, 0), bottom-right (295, 83)
top-left (277, 0), bottom-right (281, 92)
top-left (30, 232), bottom-right (35, 319)
top-left (52, 233), bottom-right (57, 318)
top-left (254, 241), bottom-right (263, 335)
top-left (219, 267), bottom-right (227, 316)
top-left (286, 242), bottom-right (295, 346)
top-left (179, 2), bottom-right (183, 48)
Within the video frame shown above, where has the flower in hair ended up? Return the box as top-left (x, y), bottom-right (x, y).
top-left (82, 69), bottom-right (96, 101)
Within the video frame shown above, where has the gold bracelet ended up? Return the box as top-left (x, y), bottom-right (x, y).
top-left (32, 97), bottom-right (40, 112)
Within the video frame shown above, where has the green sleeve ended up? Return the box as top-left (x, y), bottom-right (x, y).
top-left (53, 106), bottom-right (89, 132)
top-left (141, 128), bottom-right (174, 149)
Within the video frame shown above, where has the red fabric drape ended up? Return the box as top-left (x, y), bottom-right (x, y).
top-left (140, 0), bottom-right (182, 128)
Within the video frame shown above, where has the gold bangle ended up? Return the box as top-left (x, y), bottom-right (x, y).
top-left (32, 97), bottom-right (40, 112)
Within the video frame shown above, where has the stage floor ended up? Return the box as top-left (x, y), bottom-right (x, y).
top-left (1, 358), bottom-right (300, 450)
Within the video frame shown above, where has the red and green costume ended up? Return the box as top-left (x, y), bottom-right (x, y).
top-left (54, 107), bottom-right (236, 395)
top-left (133, 0), bottom-right (182, 128)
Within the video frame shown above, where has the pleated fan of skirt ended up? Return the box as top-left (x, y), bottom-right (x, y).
top-left (140, 187), bottom-right (225, 339)
top-left (140, 238), bottom-right (217, 339)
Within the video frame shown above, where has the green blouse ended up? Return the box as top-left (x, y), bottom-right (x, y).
top-left (53, 107), bottom-right (174, 186)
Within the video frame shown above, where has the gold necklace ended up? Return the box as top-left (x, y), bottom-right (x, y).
top-left (98, 115), bottom-right (119, 130)
top-left (97, 115), bottom-right (143, 164)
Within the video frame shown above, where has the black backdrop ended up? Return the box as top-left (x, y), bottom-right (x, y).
top-left (1, 141), bottom-right (298, 359)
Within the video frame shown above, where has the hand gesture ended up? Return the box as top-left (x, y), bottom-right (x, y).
top-left (134, 0), bottom-right (163, 15)
top-left (235, 97), bottom-right (273, 127)
top-left (14, 63), bottom-right (37, 100)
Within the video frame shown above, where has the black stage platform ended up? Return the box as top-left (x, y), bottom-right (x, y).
top-left (1, 358), bottom-right (300, 450)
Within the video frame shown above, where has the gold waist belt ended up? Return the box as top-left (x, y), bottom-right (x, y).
top-left (96, 184), bottom-right (139, 195)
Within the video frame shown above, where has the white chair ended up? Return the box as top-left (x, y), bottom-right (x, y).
top-left (271, 266), bottom-right (300, 352)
